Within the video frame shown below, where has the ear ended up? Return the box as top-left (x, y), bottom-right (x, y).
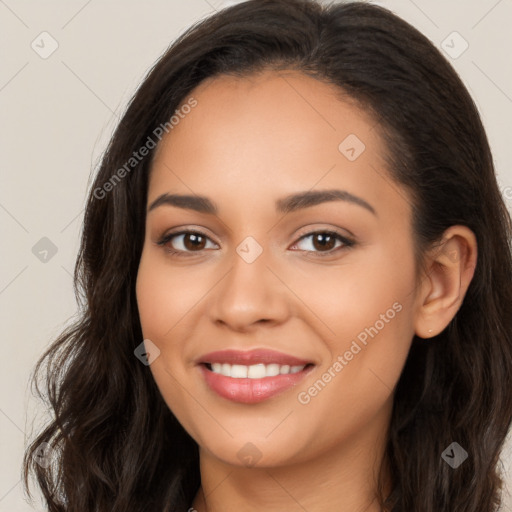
top-left (414, 225), bottom-right (477, 339)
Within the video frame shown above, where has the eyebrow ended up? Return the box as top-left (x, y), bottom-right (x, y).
top-left (147, 189), bottom-right (376, 216)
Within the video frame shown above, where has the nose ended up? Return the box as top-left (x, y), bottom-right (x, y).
top-left (207, 245), bottom-right (291, 332)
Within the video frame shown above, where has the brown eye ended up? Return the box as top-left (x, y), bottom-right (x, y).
top-left (291, 230), bottom-right (355, 256)
top-left (157, 230), bottom-right (218, 255)
top-left (311, 233), bottom-right (337, 251)
top-left (183, 233), bottom-right (207, 251)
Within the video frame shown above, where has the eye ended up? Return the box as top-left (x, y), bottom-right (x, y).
top-left (156, 228), bottom-right (354, 258)
top-left (290, 230), bottom-right (354, 256)
top-left (156, 230), bottom-right (218, 256)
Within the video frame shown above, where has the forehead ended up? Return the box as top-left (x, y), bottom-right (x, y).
top-left (148, 70), bottom-right (405, 220)
top-left (158, 70), bottom-right (382, 163)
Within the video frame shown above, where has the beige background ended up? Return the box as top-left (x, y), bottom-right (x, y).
top-left (1, 0), bottom-right (511, 510)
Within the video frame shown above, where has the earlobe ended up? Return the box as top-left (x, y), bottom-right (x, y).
top-left (414, 226), bottom-right (477, 339)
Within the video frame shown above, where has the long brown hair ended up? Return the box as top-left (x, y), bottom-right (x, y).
top-left (23, 1), bottom-right (512, 510)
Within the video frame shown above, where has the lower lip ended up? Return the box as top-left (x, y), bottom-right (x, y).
top-left (199, 365), bottom-right (313, 404)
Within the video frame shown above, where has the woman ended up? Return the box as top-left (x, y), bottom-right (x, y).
top-left (23, 0), bottom-right (512, 511)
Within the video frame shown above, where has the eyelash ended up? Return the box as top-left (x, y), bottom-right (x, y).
top-left (156, 229), bottom-right (355, 258)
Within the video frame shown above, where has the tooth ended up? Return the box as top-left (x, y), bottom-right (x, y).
top-left (221, 363), bottom-right (231, 377)
top-left (210, 363), bottom-right (306, 378)
top-left (248, 364), bottom-right (266, 379)
top-left (231, 364), bottom-right (248, 378)
top-left (266, 364), bottom-right (280, 377)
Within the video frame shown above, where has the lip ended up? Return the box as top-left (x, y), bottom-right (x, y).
top-left (197, 349), bottom-right (312, 366)
top-left (197, 349), bottom-right (315, 404)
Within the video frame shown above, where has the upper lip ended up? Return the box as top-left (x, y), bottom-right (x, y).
top-left (197, 349), bottom-right (314, 366)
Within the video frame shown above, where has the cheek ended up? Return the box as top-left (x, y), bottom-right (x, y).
top-left (287, 242), bottom-right (416, 348)
top-left (296, 246), bottom-right (416, 420)
top-left (294, 245), bottom-right (416, 397)
top-left (136, 250), bottom-right (203, 340)
top-left (291, 300), bottom-right (414, 454)
top-left (136, 251), bottom-right (202, 429)
top-left (336, 247), bottom-right (416, 372)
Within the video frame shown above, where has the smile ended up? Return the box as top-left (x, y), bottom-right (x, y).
top-left (197, 349), bottom-right (315, 404)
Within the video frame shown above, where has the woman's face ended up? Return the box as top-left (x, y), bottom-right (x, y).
top-left (136, 70), bottom-right (420, 468)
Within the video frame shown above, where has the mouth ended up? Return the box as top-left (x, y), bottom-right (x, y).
top-left (197, 349), bottom-right (315, 404)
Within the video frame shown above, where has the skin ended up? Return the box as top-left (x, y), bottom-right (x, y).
top-left (136, 70), bottom-right (477, 512)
